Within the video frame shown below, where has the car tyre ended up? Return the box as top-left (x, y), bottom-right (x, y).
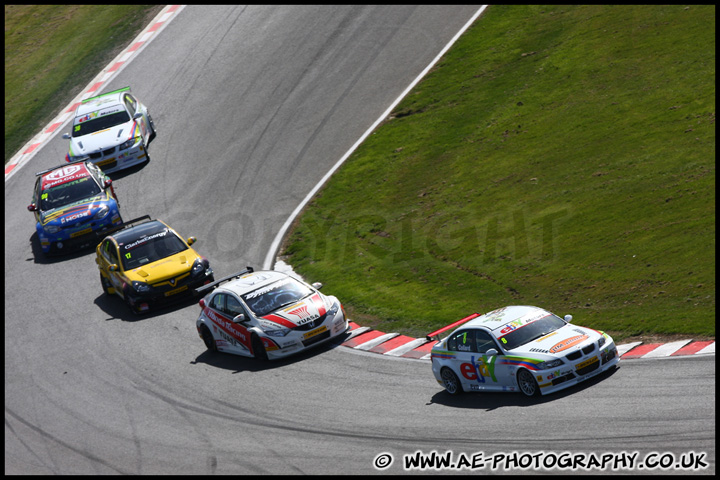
top-left (100, 274), bottom-right (113, 295)
top-left (251, 333), bottom-right (268, 361)
top-left (517, 368), bottom-right (539, 397)
top-left (440, 367), bottom-right (463, 395)
top-left (200, 325), bottom-right (217, 352)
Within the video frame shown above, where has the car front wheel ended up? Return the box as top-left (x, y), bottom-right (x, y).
top-left (251, 333), bottom-right (268, 361)
top-left (517, 368), bottom-right (539, 397)
top-left (100, 274), bottom-right (112, 295)
top-left (440, 367), bottom-right (463, 395)
top-left (200, 325), bottom-right (217, 352)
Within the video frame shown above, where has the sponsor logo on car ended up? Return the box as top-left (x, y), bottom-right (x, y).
top-left (549, 334), bottom-right (589, 354)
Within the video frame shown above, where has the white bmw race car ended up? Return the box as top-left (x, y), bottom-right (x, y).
top-left (195, 268), bottom-right (349, 360)
top-left (430, 305), bottom-right (619, 397)
top-left (63, 86), bottom-right (155, 173)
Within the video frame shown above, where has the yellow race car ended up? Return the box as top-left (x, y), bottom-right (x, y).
top-left (96, 216), bottom-right (214, 314)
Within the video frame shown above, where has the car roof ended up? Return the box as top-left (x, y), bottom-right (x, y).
top-left (463, 305), bottom-right (553, 332)
top-left (111, 219), bottom-right (170, 245)
top-left (40, 162), bottom-right (94, 190)
top-left (74, 88), bottom-right (129, 116)
top-left (218, 270), bottom-right (291, 297)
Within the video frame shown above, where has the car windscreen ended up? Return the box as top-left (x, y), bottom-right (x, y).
top-left (72, 110), bottom-right (131, 137)
top-left (241, 278), bottom-right (313, 317)
top-left (40, 176), bottom-right (102, 211)
top-left (497, 314), bottom-right (566, 351)
top-left (119, 228), bottom-right (188, 270)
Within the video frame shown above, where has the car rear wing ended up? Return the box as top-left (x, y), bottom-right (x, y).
top-left (35, 157), bottom-right (89, 177)
top-left (425, 313), bottom-right (482, 343)
top-left (98, 215), bottom-right (153, 238)
top-left (82, 86), bottom-right (130, 103)
top-left (195, 267), bottom-right (255, 295)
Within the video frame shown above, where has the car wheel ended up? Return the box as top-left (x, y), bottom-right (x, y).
top-left (148, 113), bottom-right (156, 135)
top-left (200, 325), bottom-right (217, 352)
top-left (440, 367), bottom-right (463, 395)
top-left (251, 333), bottom-right (268, 361)
top-left (100, 274), bottom-right (113, 295)
top-left (517, 368), bottom-right (539, 397)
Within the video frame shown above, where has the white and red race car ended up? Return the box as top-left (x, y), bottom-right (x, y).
top-left (430, 305), bottom-right (619, 397)
top-left (195, 268), bottom-right (349, 360)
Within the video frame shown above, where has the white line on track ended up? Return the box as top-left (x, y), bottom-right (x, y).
top-left (262, 5), bottom-right (489, 270)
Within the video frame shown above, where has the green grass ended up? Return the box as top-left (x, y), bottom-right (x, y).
top-left (4, 5), bottom-right (714, 342)
top-left (4, 5), bottom-right (164, 162)
top-left (282, 5), bottom-right (715, 341)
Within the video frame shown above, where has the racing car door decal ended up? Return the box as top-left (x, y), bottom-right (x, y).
top-left (447, 329), bottom-right (504, 392)
top-left (204, 306), bottom-right (252, 353)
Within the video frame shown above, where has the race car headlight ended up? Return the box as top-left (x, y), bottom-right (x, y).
top-left (597, 336), bottom-right (606, 349)
top-left (265, 327), bottom-right (291, 337)
top-left (536, 359), bottom-right (564, 370)
top-left (93, 205), bottom-right (109, 220)
top-left (119, 136), bottom-right (140, 150)
top-left (190, 258), bottom-right (210, 277)
top-left (131, 281), bottom-right (151, 293)
top-left (326, 301), bottom-right (341, 318)
top-left (44, 224), bottom-right (61, 234)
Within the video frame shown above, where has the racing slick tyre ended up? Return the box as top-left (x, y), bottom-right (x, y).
top-left (251, 333), bottom-right (268, 362)
top-left (517, 368), bottom-right (539, 397)
top-left (440, 367), bottom-right (463, 395)
top-left (147, 113), bottom-right (156, 142)
top-left (100, 274), bottom-right (113, 295)
top-left (200, 325), bottom-right (217, 352)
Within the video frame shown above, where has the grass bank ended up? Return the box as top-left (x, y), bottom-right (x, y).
top-left (282, 5), bottom-right (715, 341)
top-left (4, 4), bottom-right (164, 162)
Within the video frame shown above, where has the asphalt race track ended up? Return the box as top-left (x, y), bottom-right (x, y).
top-left (4, 6), bottom-right (715, 475)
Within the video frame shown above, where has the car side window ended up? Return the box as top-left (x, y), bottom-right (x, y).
top-left (447, 330), bottom-right (476, 352)
top-left (474, 330), bottom-right (498, 354)
top-left (225, 295), bottom-right (245, 317)
top-left (124, 94), bottom-right (137, 116)
top-left (33, 178), bottom-right (41, 204)
top-left (210, 293), bottom-right (225, 312)
top-left (102, 240), bottom-right (118, 265)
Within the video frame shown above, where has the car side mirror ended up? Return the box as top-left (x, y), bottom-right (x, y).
top-left (108, 264), bottom-right (119, 272)
top-left (27, 203), bottom-right (37, 212)
top-left (485, 348), bottom-right (498, 356)
top-left (62, 133), bottom-right (71, 139)
top-left (187, 236), bottom-right (196, 246)
top-left (133, 112), bottom-right (143, 120)
top-left (233, 314), bottom-right (247, 323)
top-left (564, 314), bottom-right (573, 323)
top-left (104, 178), bottom-right (112, 188)
top-left (311, 282), bottom-right (323, 290)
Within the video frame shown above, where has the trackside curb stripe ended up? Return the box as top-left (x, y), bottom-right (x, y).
top-left (5, 5), bottom-right (185, 182)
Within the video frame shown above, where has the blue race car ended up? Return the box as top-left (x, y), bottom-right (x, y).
top-left (28, 160), bottom-right (123, 255)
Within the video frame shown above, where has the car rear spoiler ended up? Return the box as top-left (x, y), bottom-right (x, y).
top-left (35, 157), bottom-right (90, 176)
top-left (98, 215), bottom-right (153, 238)
top-left (425, 313), bottom-right (482, 343)
top-left (195, 267), bottom-right (255, 295)
top-left (82, 86), bottom-right (130, 103)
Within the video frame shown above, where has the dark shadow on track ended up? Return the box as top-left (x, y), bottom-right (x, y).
top-left (427, 365), bottom-right (620, 410)
top-left (93, 290), bottom-right (203, 322)
top-left (190, 331), bottom-right (353, 373)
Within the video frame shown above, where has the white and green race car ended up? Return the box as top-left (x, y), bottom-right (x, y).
top-left (63, 86), bottom-right (155, 173)
top-left (430, 305), bottom-right (619, 397)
